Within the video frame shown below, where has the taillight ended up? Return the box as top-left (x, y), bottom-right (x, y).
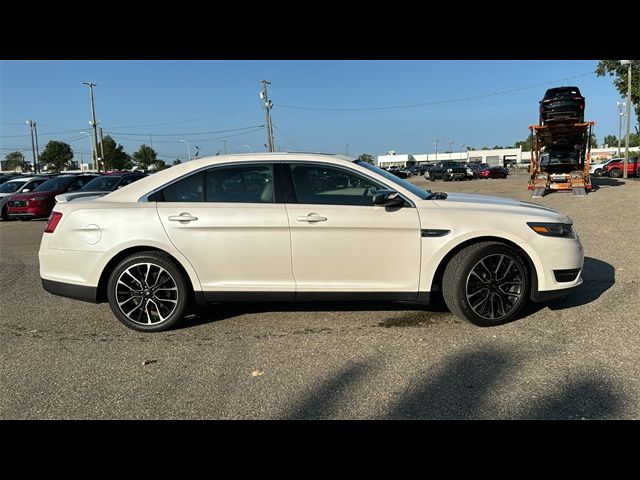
top-left (542, 99), bottom-right (553, 103)
top-left (44, 211), bottom-right (63, 233)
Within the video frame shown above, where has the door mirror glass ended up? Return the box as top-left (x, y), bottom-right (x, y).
top-left (372, 189), bottom-right (404, 207)
top-left (22, 188), bottom-right (31, 193)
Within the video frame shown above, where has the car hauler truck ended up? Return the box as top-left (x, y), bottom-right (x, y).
top-left (528, 121), bottom-right (594, 198)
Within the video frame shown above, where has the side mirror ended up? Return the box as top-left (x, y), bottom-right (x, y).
top-left (22, 188), bottom-right (31, 193)
top-left (373, 189), bottom-right (405, 207)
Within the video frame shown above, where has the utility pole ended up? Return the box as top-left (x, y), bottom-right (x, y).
top-left (26, 120), bottom-right (37, 173)
top-left (260, 80), bottom-right (275, 152)
top-left (222, 140), bottom-right (228, 154)
top-left (621, 60), bottom-right (632, 179)
top-left (83, 81), bottom-right (100, 172)
top-left (449, 140), bottom-right (454, 160)
top-left (434, 138), bottom-right (440, 162)
top-left (149, 133), bottom-right (153, 150)
top-left (346, 143), bottom-right (350, 156)
top-left (617, 101), bottom-right (625, 157)
top-left (33, 122), bottom-right (40, 173)
top-left (99, 127), bottom-right (106, 171)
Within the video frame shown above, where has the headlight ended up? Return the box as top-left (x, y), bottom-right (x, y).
top-left (527, 222), bottom-right (576, 238)
top-left (29, 196), bottom-right (49, 201)
top-left (447, 168), bottom-right (452, 172)
top-left (466, 168), bottom-right (473, 174)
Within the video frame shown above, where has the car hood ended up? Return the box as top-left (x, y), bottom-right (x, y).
top-left (9, 190), bottom-right (59, 200)
top-left (431, 192), bottom-right (570, 222)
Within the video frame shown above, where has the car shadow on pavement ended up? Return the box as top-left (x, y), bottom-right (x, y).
top-left (179, 300), bottom-right (450, 330)
top-left (280, 344), bottom-right (625, 419)
top-left (590, 177), bottom-right (627, 191)
top-left (521, 256), bottom-right (614, 317)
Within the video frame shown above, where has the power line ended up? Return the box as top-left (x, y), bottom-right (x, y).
top-left (105, 106), bottom-right (261, 129)
top-left (105, 124), bottom-right (264, 137)
top-left (276, 71), bottom-right (596, 112)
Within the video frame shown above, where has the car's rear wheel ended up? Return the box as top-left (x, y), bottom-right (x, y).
top-left (107, 252), bottom-right (189, 332)
top-left (1, 206), bottom-right (8, 221)
top-left (609, 169), bottom-right (622, 178)
top-left (442, 242), bottom-right (530, 326)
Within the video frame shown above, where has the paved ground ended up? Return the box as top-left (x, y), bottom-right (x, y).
top-left (1, 172), bottom-right (639, 419)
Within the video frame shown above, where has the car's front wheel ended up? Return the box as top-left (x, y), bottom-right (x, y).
top-left (609, 169), bottom-right (622, 178)
top-left (442, 242), bottom-right (530, 326)
top-left (107, 251), bottom-right (189, 332)
top-left (593, 168), bottom-right (602, 177)
top-left (1, 205), bottom-right (8, 221)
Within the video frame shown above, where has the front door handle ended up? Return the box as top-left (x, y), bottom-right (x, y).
top-left (296, 213), bottom-right (327, 223)
top-left (168, 212), bottom-right (198, 223)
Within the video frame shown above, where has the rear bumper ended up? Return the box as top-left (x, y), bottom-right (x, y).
top-left (41, 278), bottom-right (98, 303)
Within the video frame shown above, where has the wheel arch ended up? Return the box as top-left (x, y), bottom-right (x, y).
top-left (96, 246), bottom-right (200, 304)
top-left (429, 236), bottom-right (539, 301)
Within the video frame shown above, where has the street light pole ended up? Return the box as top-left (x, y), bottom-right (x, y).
top-left (621, 60), bottom-right (632, 179)
top-left (617, 101), bottom-right (625, 157)
top-left (449, 140), bottom-right (454, 160)
top-left (434, 138), bottom-right (439, 162)
top-left (179, 139), bottom-right (191, 161)
top-left (222, 140), bottom-right (228, 154)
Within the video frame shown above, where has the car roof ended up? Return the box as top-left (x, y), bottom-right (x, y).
top-left (101, 152), bottom-right (356, 203)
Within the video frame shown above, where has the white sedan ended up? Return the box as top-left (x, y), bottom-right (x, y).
top-left (39, 153), bottom-right (584, 332)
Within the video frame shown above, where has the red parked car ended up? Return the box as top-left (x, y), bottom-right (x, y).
top-left (477, 166), bottom-right (509, 179)
top-left (7, 174), bottom-right (99, 220)
top-left (604, 157), bottom-right (639, 178)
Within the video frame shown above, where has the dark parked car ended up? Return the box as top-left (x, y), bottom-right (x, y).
top-left (425, 161), bottom-right (468, 181)
top-left (59, 172), bottom-right (148, 202)
top-left (7, 174), bottom-right (99, 219)
top-left (539, 86), bottom-right (585, 125)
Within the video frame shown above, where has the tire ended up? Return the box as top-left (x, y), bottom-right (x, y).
top-left (1, 206), bottom-right (8, 221)
top-left (429, 173), bottom-right (436, 182)
top-left (106, 251), bottom-right (189, 332)
top-left (593, 168), bottom-right (602, 177)
top-left (609, 168), bottom-right (622, 178)
top-left (442, 241), bottom-right (530, 327)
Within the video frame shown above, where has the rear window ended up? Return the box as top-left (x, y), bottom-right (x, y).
top-left (33, 177), bottom-right (74, 192)
top-left (545, 87), bottom-right (581, 98)
top-left (81, 176), bottom-right (123, 191)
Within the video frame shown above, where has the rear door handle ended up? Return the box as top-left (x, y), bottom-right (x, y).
top-left (296, 213), bottom-right (327, 223)
top-left (168, 212), bottom-right (198, 222)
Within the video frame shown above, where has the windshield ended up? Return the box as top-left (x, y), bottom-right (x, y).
top-left (81, 176), bottom-right (122, 191)
top-left (0, 180), bottom-right (27, 193)
top-left (355, 161), bottom-right (431, 200)
top-left (33, 177), bottom-right (74, 192)
top-left (540, 150), bottom-right (579, 166)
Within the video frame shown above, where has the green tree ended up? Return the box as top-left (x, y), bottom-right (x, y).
top-left (357, 153), bottom-right (375, 164)
top-left (603, 134), bottom-right (618, 147)
top-left (514, 135), bottom-right (534, 152)
top-left (172, 159), bottom-right (182, 166)
top-left (39, 141), bottom-right (73, 172)
top-left (97, 135), bottom-right (132, 170)
top-left (153, 159), bottom-right (167, 171)
top-left (3, 151), bottom-right (25, 171)
top-left (595, 60), bottom-right (640, 124)
top-left (132, 144), bottom-right (158, 170)
top-left (590, 133), bottom-right (597, 148)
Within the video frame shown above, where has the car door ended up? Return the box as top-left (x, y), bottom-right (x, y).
top-left (284, 162), bottom-right (421, 299)
top-left (155, 163), bottom-right (294, 299)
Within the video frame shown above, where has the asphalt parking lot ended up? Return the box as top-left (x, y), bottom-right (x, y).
top-left (1, 172), bottom-right (639, 419)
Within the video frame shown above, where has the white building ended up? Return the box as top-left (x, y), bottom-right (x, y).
top-left (378, 146), bottom-right (639, 168)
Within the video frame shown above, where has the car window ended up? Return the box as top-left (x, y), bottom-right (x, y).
top-left (0, 180), bottom-right (27, 193)
top-left (69, 176), bottom-right (95, 191)
top-left (81, 176), bottom-right (122, 191)
top-left (33, 177), bottom-right (74, 192)
top-left (156, 171), bottom-right (206, 202)
top-left (206, 164), bottom-right (273, 203)
top-left (290, 164), bottom-right (385, 206)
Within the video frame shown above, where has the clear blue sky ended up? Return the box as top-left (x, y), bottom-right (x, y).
top-left (0, 60), bottom-right (633, 163)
